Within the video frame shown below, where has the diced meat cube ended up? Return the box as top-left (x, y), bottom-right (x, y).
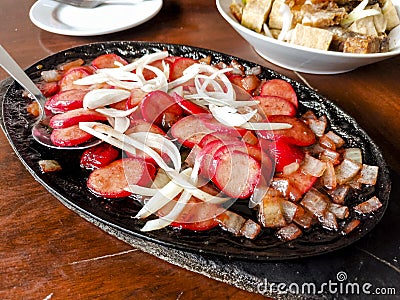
top-left (357, 164), bottom-right (379, 185)
top-left (329, 203), bottom-right (349, 219)
top-left (39, 160), bottom-right (62, 173)
top-left (276, 223), bottom-right (302, 241)
top-left (293, 205), bottom-right (314, 229)
top-left (281, 200), bottom-right (298, 223)
top-left (341, 219), bottom-right (361, 235)
top-left (343, 148), bottom-right (362, 164)
top-left (354, 196), bottom-right (383, 214)
top-left (327, 184), bottom-right (350, 204)
top-left (300, 188), bottom-right (329, 218)
top-left (259, 192), bottom-right (287, 228)
top-left (241, 0), bottom-right (273, 33)
top-left (319, 211), bottom-right (338, 231)
top-left (319, 135), bottom-right (336, 150)
top-left (308, 116), bottom-right (327, 137)
top-left (217, 211), bottom-right (246, 235)
top-left (343, 35), bottom-right (389, 53)
top-left (319, 148), bottom-right (341, 165)
top-left (239, 219), bottom-right (262, 239)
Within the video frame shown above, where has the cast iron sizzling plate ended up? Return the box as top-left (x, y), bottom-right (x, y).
top-left (0, 41), bottom-right (391, 260)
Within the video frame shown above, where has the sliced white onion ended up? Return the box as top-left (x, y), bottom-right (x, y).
top-left (140, 190), bottom-right (192, 231)
top-left (140, 64), bottom-right (169, 93)
top-left (186, 95), bottom-right (259, 108)
top-left (209, 104), bottom-right (258, 127)
top-left (263, 23), bottom-right (274, 38)
top-left (167, 170), bottom-right (231, 204)
top-left (79, 122), bottom-right (175, 173)
top-left (341, 0), bottom-right (379, 26)
top-left (113, 117), bottom-right (130, 133)
top-left (135, 179), bottom-right (184, 219)
top-left (120, 51), bottom-right (169, 72)
top-left (95, 107), bottom-right (137, 118)
top-left (83, 89), bottom-right (131, 109)
top-left (389, 25), bottom-right (400, 50)
top-left (240, 122), bottom-right (292, 130)
top-left (74, 73), bottom-right (110, 85)
top-left (127, 131), bottom-right (181, 172)
top-left (278, 3), bottom-right (293, 41)
top-left (105, 78), bottom-right (142, 90)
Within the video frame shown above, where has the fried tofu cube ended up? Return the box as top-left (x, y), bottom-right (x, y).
top-left (268, 0), bottom-right (284, 29)
top-left (290, 24), bottom-right (333, 50)
top-left (241, 0), bottom-right (273, 33)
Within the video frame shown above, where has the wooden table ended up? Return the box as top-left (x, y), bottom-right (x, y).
top-left (1, 1), bottom-right (399, 299)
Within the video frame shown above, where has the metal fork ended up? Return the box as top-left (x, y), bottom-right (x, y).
top-left (53, 0), bottom-right (150, 8)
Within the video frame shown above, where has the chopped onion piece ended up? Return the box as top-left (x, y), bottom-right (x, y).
top-left (83, 89), bottom-right (131, 109)
top-left (343, 148), bottom-right (362, 164)
top-left (187, 96), bottom-right (259, 108)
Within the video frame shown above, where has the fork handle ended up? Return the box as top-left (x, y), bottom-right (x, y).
top-left (0, 45), bottom-right (46, 108)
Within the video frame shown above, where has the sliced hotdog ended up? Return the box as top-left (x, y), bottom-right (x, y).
top-left (49, 108), bottom-right (108, 129)
top-left (212, 150), bottom-right (261, 199)
top-left (87, 158), bottom-right (155, 198)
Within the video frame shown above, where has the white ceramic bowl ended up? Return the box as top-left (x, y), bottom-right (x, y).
top-left (216, 0), bottom-right (400, 74)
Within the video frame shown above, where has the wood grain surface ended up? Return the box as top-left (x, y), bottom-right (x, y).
top-left (1, 0), bottom-right (399, 299)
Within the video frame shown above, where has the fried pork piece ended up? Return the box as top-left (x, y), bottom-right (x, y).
top-left (328, 26), bottom-right (389, 52)
top-left (229, 0), bottom-right (244, 22)
top-left (297, 2), bottom-right (347, 28)
top-left (343, 34), bottom-right (389, 53)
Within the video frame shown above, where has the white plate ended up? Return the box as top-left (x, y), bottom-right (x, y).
top-left (29, 0), bottom-right (163, 36)
top-left (216, 0), bottom-right (400, 74)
